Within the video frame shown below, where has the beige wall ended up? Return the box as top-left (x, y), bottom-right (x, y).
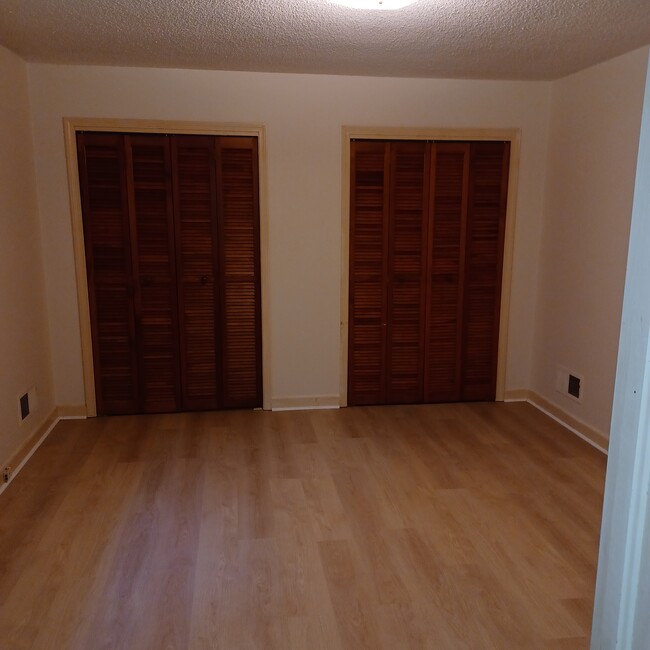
top-left (9, 51), bottom-right (649, 439)
top-left (532, 47), bottom-right (650, 438)
top-left (0, 46), bottom-right (54, 467)
top-left (26, 64), bottom-right (552, 408)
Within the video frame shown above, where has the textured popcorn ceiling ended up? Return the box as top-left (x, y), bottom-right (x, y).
top-left (1, 0), bottom-right (649, 80)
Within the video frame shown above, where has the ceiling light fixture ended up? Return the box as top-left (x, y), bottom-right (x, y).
top-left (330, 0), bottom-right (416, 10)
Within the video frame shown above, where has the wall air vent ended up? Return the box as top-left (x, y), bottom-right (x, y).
top-left (19, 393), bottom-right (29, 420)
top-left (568, 374), bottom-right (581, 400)
top-left (556, 366), bottom-right (583, 403)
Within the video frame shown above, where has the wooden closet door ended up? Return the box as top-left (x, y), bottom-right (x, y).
top-left (348, 138), bottom-right (509, 407)
top-left (126, 135), bottom-right (182, 413)
top-left (424, 143), bottom-right (470, 403)
top-left (215, 137), bottom-right (262, 409)
top-left (77, 133), bottom-right (139, 415)
top-left (171, 136), bottom-right (221, 411)
top-left (348, 141), bottom-right (390, 406)
top-left (80, 132), bottom-right (262, 414)
top-left (461, 141), bottom-right (510, 401)
top-left (386, 141), bottom-right (430, 404)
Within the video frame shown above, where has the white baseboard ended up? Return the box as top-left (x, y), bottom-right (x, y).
top-left (56, 404), bottom-right (88, 419)
top-left (271, 395), bottom-right (340, 411)
top-left (0, 406), bottom-right (87, 497)
top-left (503, 388), bottom-right (530, 402)
top-left (504, 389), bottom-right (608, 454)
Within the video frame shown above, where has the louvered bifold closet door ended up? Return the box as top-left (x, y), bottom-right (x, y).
top-left (424, 143), bottom-right (470, 403)
top-left (79, 132), bottom-right (262, 414)
top-left (386, 141), bottom-right (430, 404)
top-left (78, 134), bottom-right (139, 415)
top-left (126, 135), bottom-right (182, 413)
top-left (171, 136), bottom-right (221, 411)
top-left (461, 142), bottom-right (510, 401)
top-left (348, 141), bottom-right (390, 406)
top-left (215, 137), bottom-right (262, 408)
top-left (348, 138), bottom-right (509, 407)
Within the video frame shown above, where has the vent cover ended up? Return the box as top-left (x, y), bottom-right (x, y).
top-left (568, 374), bottom-right (581, 400)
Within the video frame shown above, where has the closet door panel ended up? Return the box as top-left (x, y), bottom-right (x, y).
top-left (216, 137), bottom-right (262, 409)
top-left (348, 141), bottom-right (390, 406)
top-left (172, 136), bottom-right (221, 410)
top-left (348, 138), bottom-right (509, 408)
top-left (386, 141), bottom-right (430, 404)
top-left (80, 132), bottom-right (263, 415)
top-left (461, 142), bottom-right (510, 401)
top-left (127, 135), bottom-right (181, 413)
top-left (78, 133), bottom-right (139, 415)
top-left (424, 143), bottom-right (470, 403)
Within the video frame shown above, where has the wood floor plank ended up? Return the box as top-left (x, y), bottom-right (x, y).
top-left (318, 538), bottom-right (382, 650)
top-left (0, 403), bottom-right (605, 649)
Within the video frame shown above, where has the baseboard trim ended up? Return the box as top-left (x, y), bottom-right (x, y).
top-left (1, 409), bottom-right (58, 496)
top-left (271, 395), bottom-right (341, 411)
top-left (0, 406), bottom-right (87, 497)
top-left (503, 388), bottom-right (530, 402)
top-left (56, 404), bottom-right (88, 419)
top-left (504, 389), bottom-right (609, 454)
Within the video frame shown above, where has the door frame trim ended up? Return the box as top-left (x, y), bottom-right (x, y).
top-left (63, 118), bottom-right (271, 416)
top-left (339, 126), bottom-right (521, 407)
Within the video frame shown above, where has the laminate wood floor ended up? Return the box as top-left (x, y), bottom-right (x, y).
top-left (0, 402), bottom-right (606, 649)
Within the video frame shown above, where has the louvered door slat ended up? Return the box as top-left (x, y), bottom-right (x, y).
top-left (425, 143), bottom-right (470, 403)
top-left (127, 135), bottom-right (181, 413)
top-left (386, 141), bottom-right (429, 404)
top-left (77, 133), bottom-right (139, 415)
top-left (172, 136), bottom-right (221, 410)
top-left (461, 142), bottom-right (510, 401)
top-left (216, 137), bottom-right (262, 408)
top-left (348, 141), bottom-right (390, 406)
